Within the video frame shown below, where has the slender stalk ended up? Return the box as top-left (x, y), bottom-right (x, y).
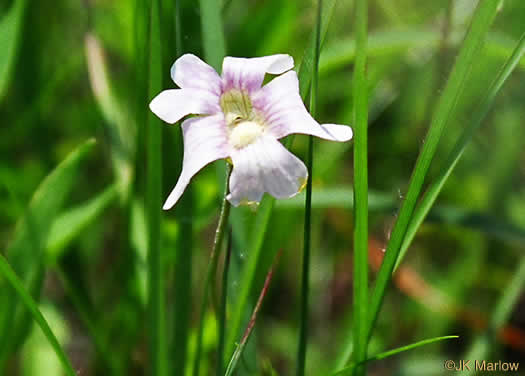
top-left (225, 196), bottom-right (275, 358)
top-left (146, 0), bottom-right (166, 374)
top-left (225, 2), bottom-right (335, 358)
top-left (352, 0), bottom-right (369, 374)
top-left (362, 0), bottom-right (499, 351)
top-left (216, 230), bottom-right (232, 376)
top-left (224, 251), bottom-right (282, 376)
top-left (0, 254), bottom-right (76, 376)
top-left (297, 2), bottom-right (322, 375)
top-left (193, 165), bottom-right (232, 376)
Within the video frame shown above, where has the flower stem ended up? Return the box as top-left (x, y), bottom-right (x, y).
top-left (352, 0), bottom-right (369, 375)
top-left (297, 1), bottom-right (322, 375)
top-left (193, 164), bottom-right (232, 376)
top-left (216, 229), bottom-right (232, 376)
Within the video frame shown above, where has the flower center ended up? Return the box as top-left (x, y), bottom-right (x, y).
top-left (220, 89), bottom-right (265, 149)
top-left (229, 121), bottom-right (263, 148)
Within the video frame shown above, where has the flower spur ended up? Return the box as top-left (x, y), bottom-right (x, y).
top-left (149, 54), bottom-right (353, 209)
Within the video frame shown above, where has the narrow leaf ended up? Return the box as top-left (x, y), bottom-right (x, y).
top-left (364, 1), bottom-right (500, 354)
top-left (199, 0), bottom-right (226, 71)
top-left (331, 335), bottom-right (459, 376)
top-left (0, 0), bottom-right (28, 101)
top-left (395, 31), bottom-right (525, 270)
top-left (46, 185), bottom-right (118, 263)
top-left (0, 254), bottom-right (76, 376)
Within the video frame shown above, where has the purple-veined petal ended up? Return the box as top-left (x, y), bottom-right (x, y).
top-left (149, 88), bottom-right (220, 124)
top-left (252, 71), bottom-right (353, 141)
top-left (163, 114), bottom-right (230, 209)
top-left (227, 135), bottom-right (307, 206)
top-left (222, 54), bottom-right (294, 93)
top-left (171, 54), bottom-right (222, 96)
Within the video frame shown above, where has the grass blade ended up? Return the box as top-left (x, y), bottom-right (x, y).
top-left (146, 0), bottom-right (166, 374)
top-left (394, 31), bottom-right (525, 270)
top-left (0, 139), bottom-right (96, 368)
top-left (85, 33), bottom-right (135, 200)
top-left (297, 1), bottom-right (322, 375)
top-left (320, 30), bottom-right (525, 77)
top-left (54, 267), bottom-right (123, 376)
top-left (297, 0), bottom-right (338, 99)
top-left (463, 255), bottom-right (525, 374)
top-left (46, 185), bottom-right (118, 263)
top-left (351, 0), bottom-right (369, 374)
top-left (361, 0), bottom-right (500, 356)
top-left (0, 0), bottom-right (28, 101)
top-left (0, 254), bottom-right (76, 376)
top-left (331, 335), bottom-right (459, 376)
top-left (199, 0), bottom-right (226, 71)
top-left (170, 3), bottom-right (194, 374)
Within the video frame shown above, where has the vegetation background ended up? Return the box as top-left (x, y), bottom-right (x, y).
top-left (0, 0), bottom-right (524, 375)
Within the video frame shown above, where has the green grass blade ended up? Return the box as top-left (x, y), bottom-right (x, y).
top-left (362, 0), bottom-right (499, 354)
top-left (171, 3), bottom-right (194, 374)
top-left (277, 186), bottom-right (525, 245)
top-left (0, 254), bottom-right (76, 376)
top-left (297, 0), bottom-right (338, 98)
top-left (351, 0), bottom-right (369, 374)
top-left (276, 187), bottom-right (394, 211)
top-left (46, 185), bottom-right (118, 263)
top-left (199, 0), bottom-right (226, 71)
top-left (490, 257), bottom-right (525, 329)
top-left (320, 30), bottom-right (525, 77)
top-left (146, 0), bottom-right (166, 375)
top-left (297, 1), bottom-right (322, 374)
top-left (0, 0), bottom-right (28, 101)
top-left (395, 31), bottom-right (525, 270)
top-left (54, 267), bottom-right (123, 376)
top-left (0, 139), bottom-right (96, 368)
top-left (463, 256), bottom-right (525, 374)
top-left (331, 335), bottom-right (459, 376)
top-left (85, 33), bottom-right (135, 200)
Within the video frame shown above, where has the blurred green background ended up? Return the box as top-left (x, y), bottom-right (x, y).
top-left (0, 0), bottom-right (524, 375)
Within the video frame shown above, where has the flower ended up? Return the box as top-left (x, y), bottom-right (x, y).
top-left (149, 54), bottom-right (353, 209)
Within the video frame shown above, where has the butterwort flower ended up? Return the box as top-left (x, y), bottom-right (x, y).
top-left (150, 54), bottom-right (353, 209)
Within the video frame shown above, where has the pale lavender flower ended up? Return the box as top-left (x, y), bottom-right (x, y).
top-left (149, 54), bottom-right (353, 209)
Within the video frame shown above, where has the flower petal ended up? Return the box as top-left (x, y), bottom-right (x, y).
top-left (252, 71), bottom-right (353, 141)
top-left (163, 114), bottom-right (230, 209)
top-left (171, 54), bottom-right (222, 95)
top-left (227, 135), bottom-right (307, 206)
top-left (149, 88), bottom-right (220, 124)
top-left (222, 54), bottom-right (294, 93)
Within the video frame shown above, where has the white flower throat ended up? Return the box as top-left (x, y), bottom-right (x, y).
top-left (220, 90), bottom-right (264, 149)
